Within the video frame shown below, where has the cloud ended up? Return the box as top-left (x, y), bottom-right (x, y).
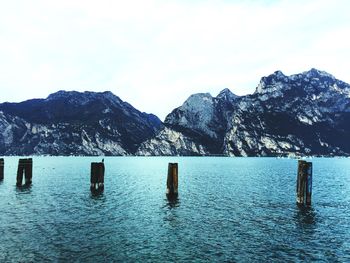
top-left (0, 0), bottom-right (349, 120)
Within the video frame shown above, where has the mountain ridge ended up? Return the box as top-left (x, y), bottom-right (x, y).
top-left (1, 68), bottom-right (350, 156)
top-left (0, 90), bottom-right (162, 155)
top-left (138, 68), bottom-right (350, 156)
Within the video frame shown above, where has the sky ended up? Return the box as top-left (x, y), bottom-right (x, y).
top-left (0, 0), bottom-right (349, 120)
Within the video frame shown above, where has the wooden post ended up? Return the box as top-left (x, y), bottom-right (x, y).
top-left (166, 163), bottom-right (178, 196)
top-left (16, 159), bottom-right (25, 186)
top-left (305, 162), bottom-right (312, 206)
top-left (24, 158), bottom-right (33, 186)
top-left (17, 158), bottom-right (33, 187)
top-left (90, 162), bottom-right (104, 193)
top-left (297, 160), bottom-right (312, 206)
top-left (0, 158), bottom-right (4, 180)
top-left (296, 160), bottom-right (305, 204)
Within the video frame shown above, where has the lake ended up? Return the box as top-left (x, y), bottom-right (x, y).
top-left (0, 157), bottom-right (350, 262)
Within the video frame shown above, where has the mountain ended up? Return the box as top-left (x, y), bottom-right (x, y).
top-left (137, 68), bottom-right (350, 156)
top-left (137, 89), bottom-right (238, 155)
top-left (0, 91), bottom-right (161, 155)
top-left (1, 69), bottom-right (350, 156)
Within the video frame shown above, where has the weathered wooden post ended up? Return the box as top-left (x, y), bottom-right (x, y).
top-left (17, 158), bottom-right (33, 187)
top-left (296, 160), bottom-right (305, 204)
top-left (166, 163), bottom-right (178, 196)
top-left (296, 160), bottom-right (312, 206)
top-left (16, 159), bottom-right (24, 186)
top-left (90, 161), bottom-right (105, 193)
top-left (305, 162), bottom-right (313, 206)
top-left (25, 158), bottom-right (33, 185)
top-left (0, 158), bottom-right (4, 180)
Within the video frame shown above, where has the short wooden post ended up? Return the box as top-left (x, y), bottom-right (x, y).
top-left (296, 160), bottom-right (312, 206)
top-left (17, 158), bottom-right (33, 187)
top-left (0, 158), bottom-right (4, 180)
top-left (166, 163), bottom-right (178, 195)
top-left (90, 162), bottom-right (105, 193)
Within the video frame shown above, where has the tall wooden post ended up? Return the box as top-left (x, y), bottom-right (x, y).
top-left (17, 158), bottom-right (32, 187)
top-left (25, 158), bottom-right (33, 185)
top-left (90, 162), bottom-right (105, 193)
top-left (297, 160), bottom-right (312, 206)
top-left (166, 163), bottom-right (178, 196)
top-left (305, 162), bottom-right (312, 206)
top-left (16, 159), bottom-right (25, 187)
top-left (0, 158), bottom-right (4, 180)
top-left (296, 160), bottom-right (305, 204)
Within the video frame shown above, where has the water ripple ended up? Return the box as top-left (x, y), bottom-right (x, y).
top-left (0, 157), bottom-right (350, 262)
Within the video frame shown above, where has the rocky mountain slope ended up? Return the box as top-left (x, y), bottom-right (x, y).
top-left (136, 89), bottom-right (238, 155)
top-left (137, 69), bottom-right (350, 156)
top-left (1, 69), bottom-right (349, 156)
top-left (0, 91), bottom-right (161, 155)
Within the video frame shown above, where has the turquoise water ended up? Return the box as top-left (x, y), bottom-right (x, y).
top-left (0, 157), bottom-right (350, 262)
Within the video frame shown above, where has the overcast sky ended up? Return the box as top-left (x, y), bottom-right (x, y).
top-left (0, 0), bottom-right (349, 120)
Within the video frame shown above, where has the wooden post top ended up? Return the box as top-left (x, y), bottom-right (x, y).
top-left (19, 158), bottom-right (33, 163)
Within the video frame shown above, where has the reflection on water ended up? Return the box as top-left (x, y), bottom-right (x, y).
top-left (163, 194), bottom-right (180, 230)
top-left (90, 191), bottom-right (104, 199)
top-left (166, 193), bottom-right (180, 209)
top-left (294, 205), bottom-right (317, 231)
top-left (15, 184), bottom-right (32, 194)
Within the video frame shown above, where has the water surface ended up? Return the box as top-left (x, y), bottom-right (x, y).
top-left (0, 157), bottom-right (349, 262)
